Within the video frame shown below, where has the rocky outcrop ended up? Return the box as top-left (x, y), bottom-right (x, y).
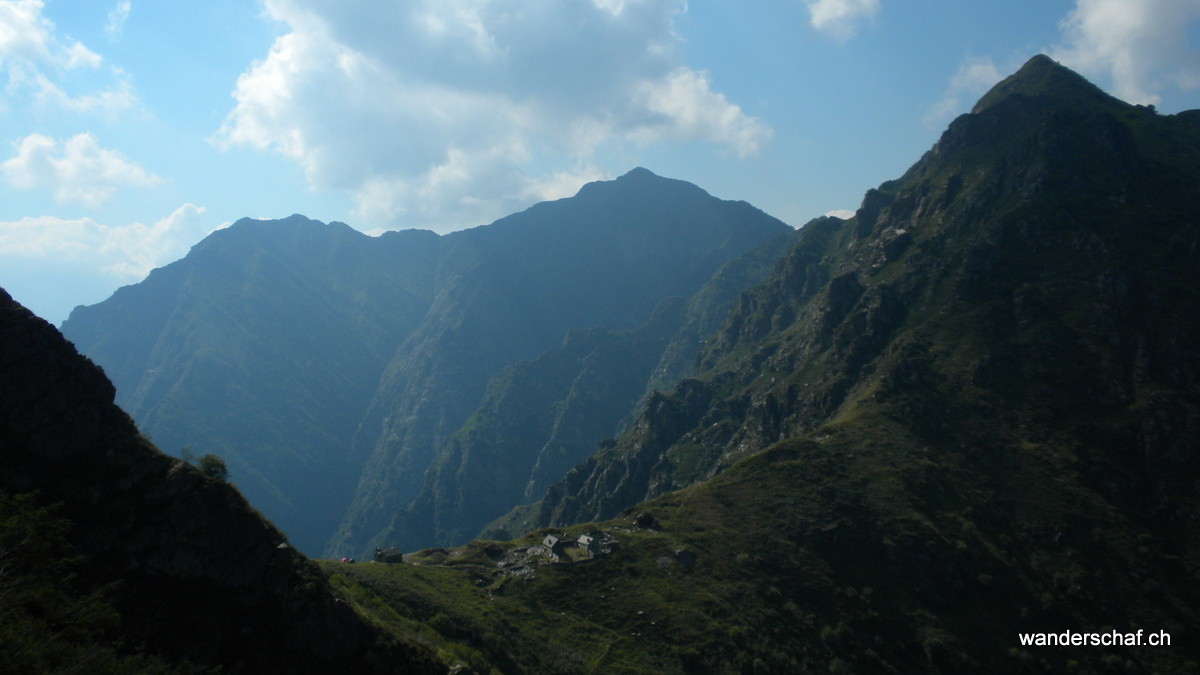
top-left (0, 288), bottom-right (444, 673)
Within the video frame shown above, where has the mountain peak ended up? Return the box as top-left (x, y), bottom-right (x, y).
top-left (574, 166), bottom-right (711, 202)
top-left (972, 54), bottom-right (1120, 115)
top-left (617, 166), bottom-right (659, 181)
top-left (228, 213), bottom-right (324, 230)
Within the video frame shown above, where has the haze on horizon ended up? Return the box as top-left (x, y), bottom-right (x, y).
top-left (2, 0), bottom-right (1199, 325)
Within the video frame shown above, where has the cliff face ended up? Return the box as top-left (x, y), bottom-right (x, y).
top-left (0, 287), bottom-right (443, 672)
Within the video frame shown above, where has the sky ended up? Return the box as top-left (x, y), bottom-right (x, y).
top-left (2, 0), bottom-right (1199, 325)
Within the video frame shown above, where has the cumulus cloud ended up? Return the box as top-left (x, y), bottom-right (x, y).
top-left (804, 0), bottom-right (880, 39)
top-left (638, 68), bottom-right (772, 156)
top-left (0, 0), bottom-right (54, 63)
top-left (215, 0), bottom-right (771, 231)
top-left (1, 132), bottom-right (159, 207)
top-left (0, 203), bottom-right (208, 278)
top-left (824, 209), bottom-right (856, 220)
top-left (0, 0), bottom-right (133, 112)
top-left (1052, 0), bottom-right (1200, 104)
top-left (927, 56), bottom-right (1005, 125)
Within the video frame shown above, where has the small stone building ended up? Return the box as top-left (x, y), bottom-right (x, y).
top-left (374, 546), bottom-right (404, 563)
top-left (542, 534), bottom-right (569, 561)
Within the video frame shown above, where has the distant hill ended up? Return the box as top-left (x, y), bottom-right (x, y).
top-left (0, 287), bottom-right (443, 672)
top-left (61, 170), bottom-right (793, 556)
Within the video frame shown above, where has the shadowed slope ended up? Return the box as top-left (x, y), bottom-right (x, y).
top-left (1, 287), bottom-right (444, 673)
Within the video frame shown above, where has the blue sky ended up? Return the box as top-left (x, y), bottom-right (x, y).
top-left (3, 0), bottom-right (1199, 325)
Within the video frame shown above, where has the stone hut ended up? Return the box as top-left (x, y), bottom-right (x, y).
top-left (374, 546), bottom-right (404, 564)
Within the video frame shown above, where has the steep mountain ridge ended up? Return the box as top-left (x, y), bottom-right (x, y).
top-left (0, 287), bottom-right (443, 672)
top-left (331, 168), bottom-right (791, 556)
top-left (511, 54), bottom-right (1200, 531)
top-left (63, 215), bottom-right (442, 555)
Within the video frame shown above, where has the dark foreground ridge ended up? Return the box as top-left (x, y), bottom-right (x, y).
top-left (0, 287), bottom-right (444, 672)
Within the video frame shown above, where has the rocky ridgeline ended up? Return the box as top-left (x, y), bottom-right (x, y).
top-left (524, 55), bottom-right (1200, 535)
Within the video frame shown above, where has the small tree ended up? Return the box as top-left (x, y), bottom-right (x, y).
top-left (196, 454), bottom-right (229, 482)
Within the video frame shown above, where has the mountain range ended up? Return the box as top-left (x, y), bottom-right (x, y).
top-left (6, 54), bottom-right (1198, 672)
top-left (62, 170), bottom-right (792, 555)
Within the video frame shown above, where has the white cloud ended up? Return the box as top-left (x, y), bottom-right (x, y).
top-left (0, 0), bottom-right (134, 112)
top-left (0, 0), bottom-right (53, 63)
top-left (106, 1), bottom-right (131, 38)
top-left (525, 164), bottom-right (611, 203)
top-left (25, 69), bottom-right (136, 112)
top-left (824, 209), bottom-right (855, 220)
top-left (1052, 0), bottom-right (1200, 105)
top-left (0, 0), bottom-right (100, 70)
top-left (2, 132), bottom-right (159, 207)
top-left (804, 0), bottom-right (880, 40)
top-left (0, 203), bottom-right (208, 279)
top-left (638, 68), bottom-right (772, 157)
top-left (927, 56), bottom-right (1005, 126)
top-left (64, 41), bottom-right (101, 69)
top-left (215, 0), bottom-right (771, 231)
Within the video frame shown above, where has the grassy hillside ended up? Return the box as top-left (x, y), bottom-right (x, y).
top-left (325, 410), bottom-right (1198, 672)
